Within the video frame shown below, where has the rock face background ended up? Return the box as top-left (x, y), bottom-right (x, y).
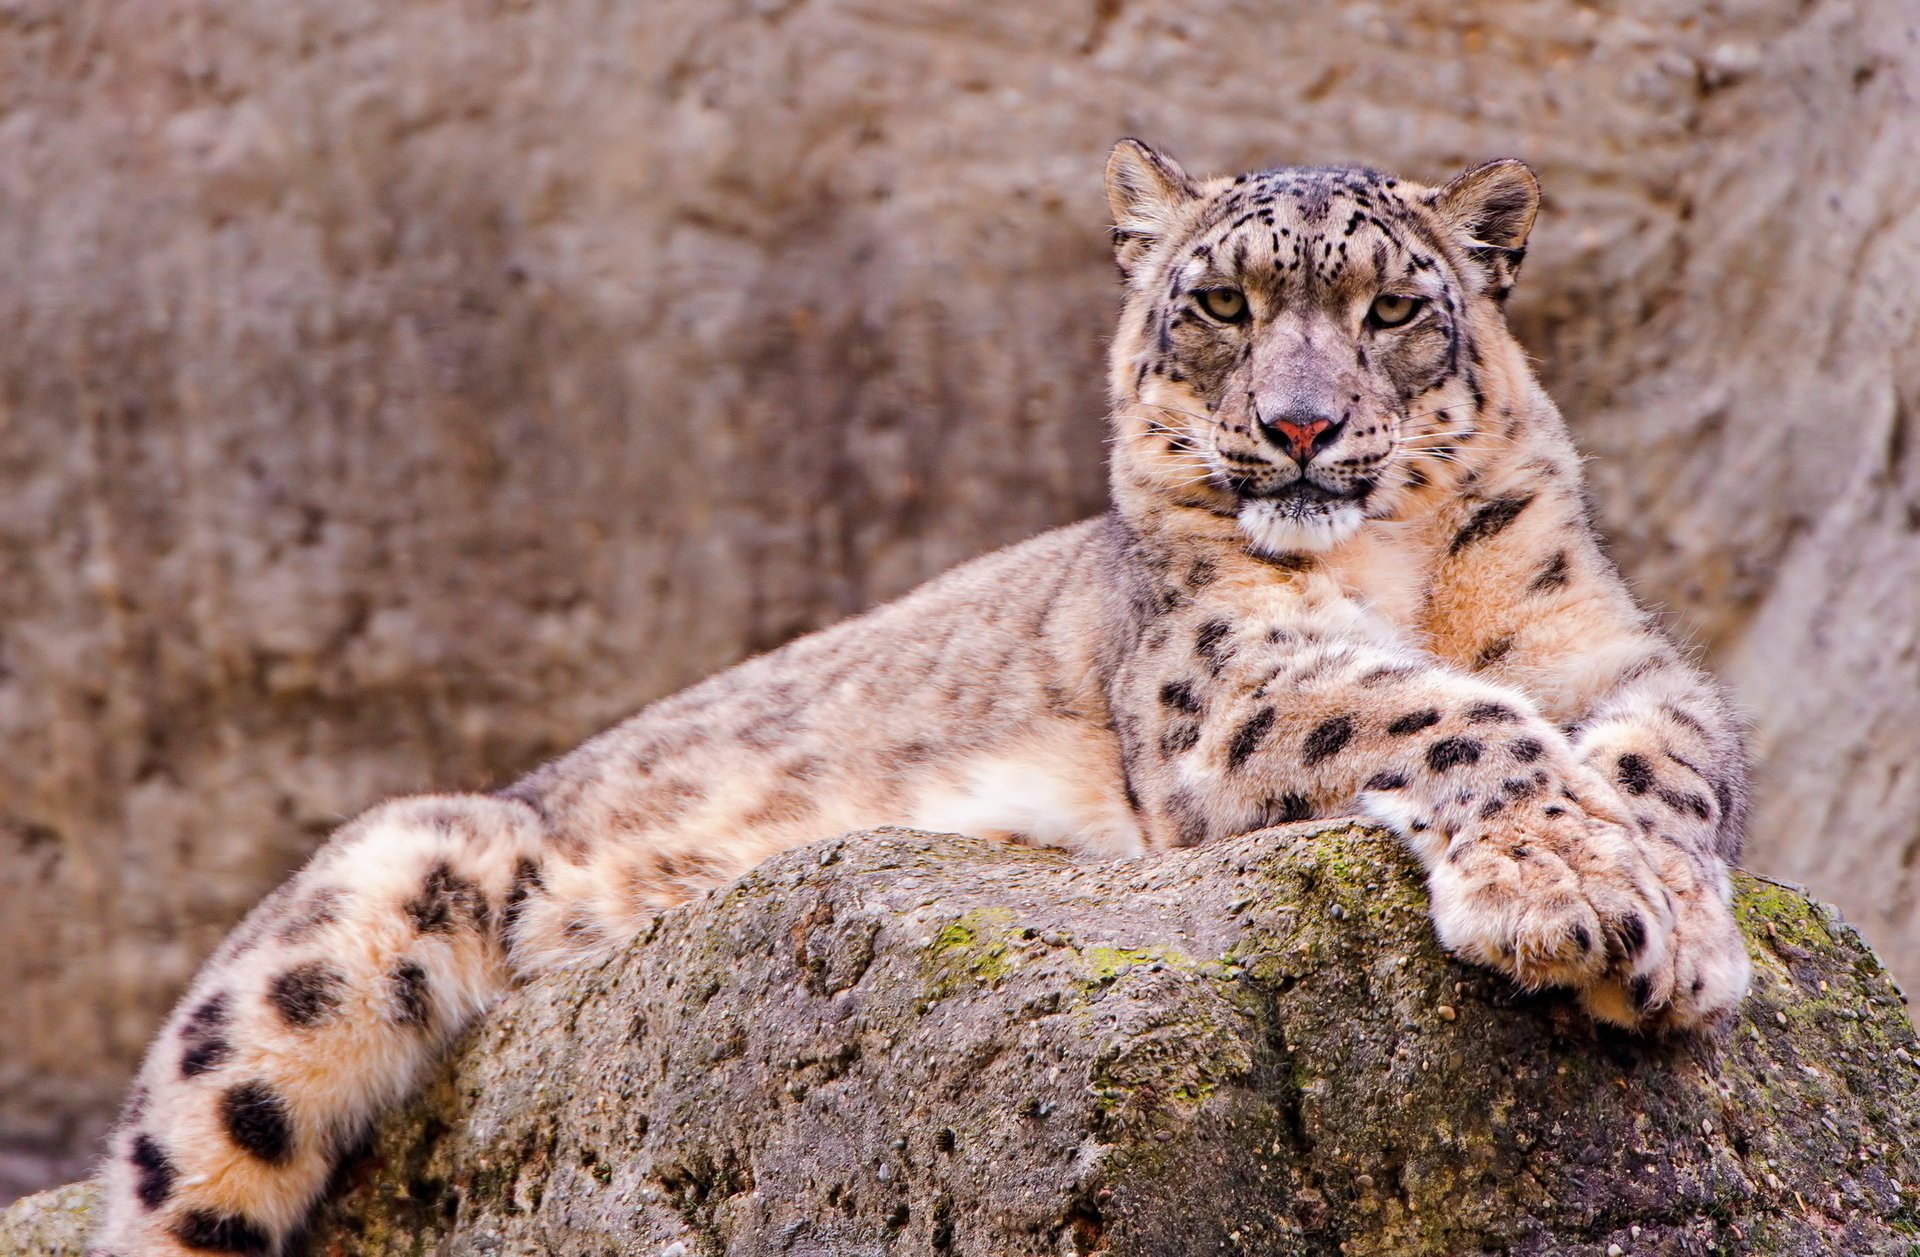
top-left (1, 0), bottom-right (1916, 1202)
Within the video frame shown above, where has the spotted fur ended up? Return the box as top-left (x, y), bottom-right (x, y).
top-left (92, 141), bottom-right (1750, 1254)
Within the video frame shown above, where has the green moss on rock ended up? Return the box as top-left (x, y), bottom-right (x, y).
top-left (923, 905), bottom-right (1021, 997)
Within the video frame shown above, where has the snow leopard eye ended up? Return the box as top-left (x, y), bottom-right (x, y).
top-left (1195, 287), bottom-right (1249, 324)
top-left (1367, 293), bottom-right (1425, 329)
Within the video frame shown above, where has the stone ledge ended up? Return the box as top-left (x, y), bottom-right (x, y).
top-left (7, 824), bottom-right (1918, 1255)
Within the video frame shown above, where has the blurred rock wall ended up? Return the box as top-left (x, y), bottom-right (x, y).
top-left (1, 0), bottom-right (1915, 1200)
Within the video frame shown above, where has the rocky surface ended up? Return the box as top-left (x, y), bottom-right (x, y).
top-left (0, 1183), bottom-right (95, 1257)
top-left (6, 825), bottom-right (1919, 1255)
top-left (3, 0), bottom-right (1918, 1201)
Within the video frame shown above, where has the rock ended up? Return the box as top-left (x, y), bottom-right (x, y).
top-left (0, 1182), bottom-right (98, 1256)
top-left (8, 825), bottom-right (1918, 1255)
top-left (4, 0), bottom-right (1919, 1200)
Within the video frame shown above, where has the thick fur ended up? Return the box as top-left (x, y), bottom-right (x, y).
top-left (92, 143), bottom-right (1751, 1255)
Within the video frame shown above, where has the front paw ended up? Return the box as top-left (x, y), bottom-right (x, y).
top-left (1425, 802), bottom-right (1678, 1011)
top-left (1577, 843), bottom-right (1750, 1031)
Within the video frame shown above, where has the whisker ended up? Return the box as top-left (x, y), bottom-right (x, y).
top-left (1399, 430), bottom-right (1517, 452)
top-left (1106, 425), bottom-right (1207, 455)
top-left (1401, 417), bottom-right (1518, 443)
top-left (1128, 397), bottom-right (1218, 426)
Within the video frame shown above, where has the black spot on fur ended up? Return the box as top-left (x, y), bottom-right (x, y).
top-left (1616, 914), bottom-right (1648, 959)
top-left (267, 962), bottom-right (345, 1029)
top-left (184, 992), bottom-right (230, 1034)
top-left (220, 1081), bottom-right (294, 1166)
top-left (1387, 709), bottom-right (1442, 736)
top-left (1475, 636), bottom-right (1515, 669)
top-left (1449, 495), bottom-right (1534, 554)
top-left (1509, 737), bottom-right (1544, 763)
top-left (404, 861), bottom-right (488, 935)
top-left (1618, 653), bottom-right (1675, 685)
top-left (1466, 702), bottom-right (1518, 724)
top-left (1662, 704), bottom-right (1710, 735)
top-left (181, 1035), bottom-right (231, 1079)
top-left (390, 962), bottom-right (433, 1028)
top-left (180, 993), bottom-right (233, 1078)
top-left (276, 886), bottom-right (346, 944)
top-left (1501, 776), bottom-right (1539, 800)
top-left (1630, 974), bottom-right (1656, 1012)
top-left (1657, 787), bottom-right (1714, 821)
top-left (1364, 771), bottom-right (1408, 791)
top-left (1257, 793), bottom-right (1314, 825)
top-left (1478, 798), bottom-right (1506, 819)
top-left (1301, 715), bottom-right (1356, 765)
top-left (1571, 924), bottom-right (1593, 954)
top-left (1426, 737), bottom-right (1483, 772)
top-left (1194, 619), bottom-right (1235, 675)
top-left (1227, 707), bottom-right (1276, 769)
top-left (1616, 753), bottom-right (1656, 796)
top-left (1158, 680), bottom-right (1203, 714)
top-left (172, 1210), bottom-right (272, 1255)
top-left (131, 1134), bottom-right (176, 1209)
top-left (1664, 749), bottom-right (1709, 781)
top-left (1529, 551), bottom-right (1571, 592)
top-left (1254, 550), bottom-right (1318, 573)
top-left (502, 856), bottom-right (544, 939)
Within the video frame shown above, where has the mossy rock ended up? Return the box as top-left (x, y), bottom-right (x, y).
top-left (8, 824), bottom-right (1919, 1255)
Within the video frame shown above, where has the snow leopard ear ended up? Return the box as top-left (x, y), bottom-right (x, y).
top-left (1430, 158), bottom-right (1540, 302)
top-left (1105, 138), bottom-right (1199, 279)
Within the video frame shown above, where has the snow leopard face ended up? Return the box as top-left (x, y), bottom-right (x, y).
top-left (1105, 140), bottom-right (1538, 555)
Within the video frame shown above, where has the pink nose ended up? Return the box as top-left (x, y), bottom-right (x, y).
top-left (1269, 416), bottom-right (1331, 463)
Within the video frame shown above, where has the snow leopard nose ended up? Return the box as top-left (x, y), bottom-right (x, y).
top-left (1257, 406), bottom-right (1344, 465)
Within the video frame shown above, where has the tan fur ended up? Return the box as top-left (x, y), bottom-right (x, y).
top-left (92, 143), bottom-right (1750, 1255)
